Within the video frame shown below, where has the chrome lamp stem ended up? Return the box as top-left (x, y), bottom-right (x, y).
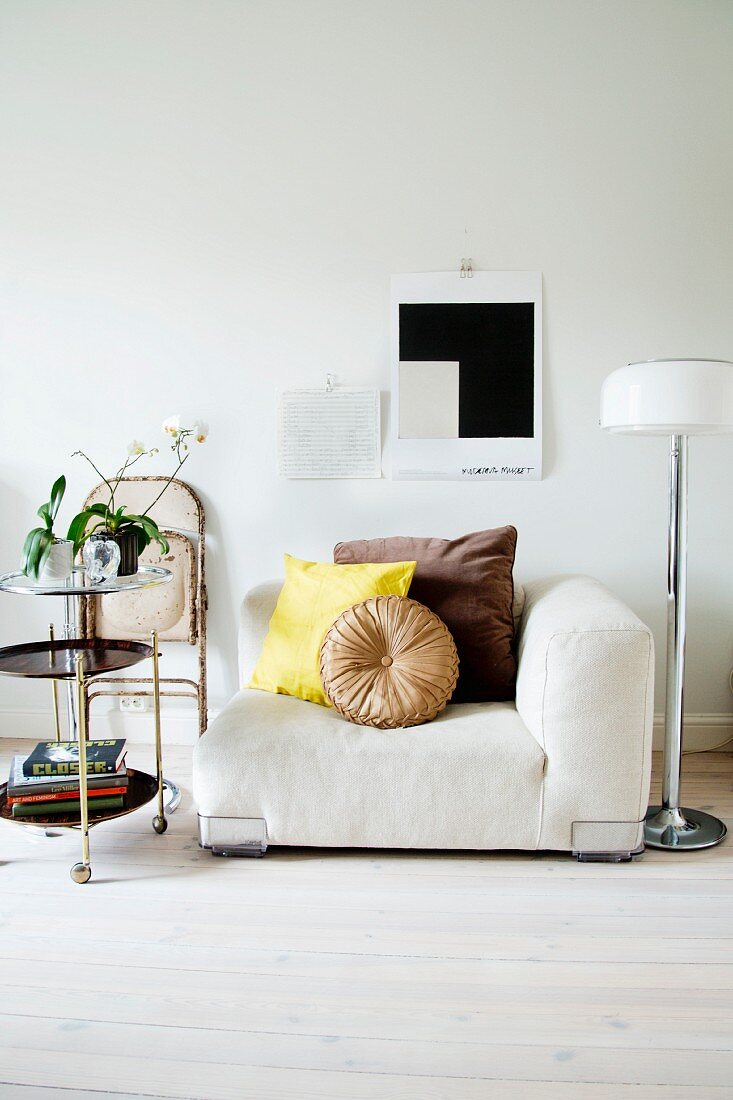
top-left (644, 434), bottom-right (727, 850)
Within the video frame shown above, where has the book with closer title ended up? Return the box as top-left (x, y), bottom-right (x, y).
top-left (22, 739), bottom-right (127, 778)
top-left (7, 755), bottom-right (128, 800)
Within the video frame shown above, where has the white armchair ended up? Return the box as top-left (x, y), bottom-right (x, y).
top-left (193, 575), bottom-right (654, 861)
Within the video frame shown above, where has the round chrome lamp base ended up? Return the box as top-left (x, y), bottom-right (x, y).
top-left (645, 806), bottom-right (727, 851)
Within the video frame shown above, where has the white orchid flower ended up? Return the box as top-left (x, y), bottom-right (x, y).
top-left (162, 415), bottom-right (181, 438)
top-left (127, 439), bottom-right (146, 456)
top-left (192, 419), bottom-right (209, 444)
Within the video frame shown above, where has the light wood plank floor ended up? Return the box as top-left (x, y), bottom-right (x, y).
top-left (0, 739), bottom-right (732, 1100)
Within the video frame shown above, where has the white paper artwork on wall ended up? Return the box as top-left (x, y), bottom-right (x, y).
top-left (278, 387), bottom-right (381, 478)
top-left (391, 271), bottom-right (543, 480)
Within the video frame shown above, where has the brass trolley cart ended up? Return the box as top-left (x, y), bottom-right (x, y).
top-left (0, 567), bottom-right (173, 883)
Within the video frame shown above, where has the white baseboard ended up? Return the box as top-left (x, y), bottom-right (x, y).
top-left (0, 706), bottom-right (203, 746)
top-left (1, 706), bottom-right (732, 751)
top-left (652, 714), bottom-right (733, 752)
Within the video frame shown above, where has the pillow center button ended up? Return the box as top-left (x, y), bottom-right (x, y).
top-left (381, 655), bottom-right (394, 667)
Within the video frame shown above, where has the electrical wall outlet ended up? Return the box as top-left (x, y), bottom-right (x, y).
top-left (119, 696), bottom-right (148, 713)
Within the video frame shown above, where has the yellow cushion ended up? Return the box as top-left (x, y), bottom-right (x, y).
top-left (248, 554), bottom-right (416, 706)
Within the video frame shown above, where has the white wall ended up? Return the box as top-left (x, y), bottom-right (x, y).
top-left (1, 0), bottom-right (732, 731)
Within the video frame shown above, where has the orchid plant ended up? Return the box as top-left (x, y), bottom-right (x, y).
top-left (66, 417), bottom-right (209, 557)
top-left (20, 476), bottom-right (68, 580)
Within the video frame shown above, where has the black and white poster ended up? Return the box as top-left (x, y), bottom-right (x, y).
top-left (390, 272), bottom-right (542, 480)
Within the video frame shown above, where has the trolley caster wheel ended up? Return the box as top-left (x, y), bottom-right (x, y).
top-left (152, 815), bottom-right (168, 834)
top-left (70, 862), bottom-right (91, 884)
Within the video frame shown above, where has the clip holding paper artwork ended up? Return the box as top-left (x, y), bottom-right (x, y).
top-left (391, 272), bottom-right (542, 480)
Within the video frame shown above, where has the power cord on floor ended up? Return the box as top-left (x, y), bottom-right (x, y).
top-left (683, 735), bottom-right (733, 755)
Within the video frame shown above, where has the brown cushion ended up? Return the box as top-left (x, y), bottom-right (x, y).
top-left (334, 527), bottom-right (517, 703)
top-left (320, 596), bottom-right (459, 729)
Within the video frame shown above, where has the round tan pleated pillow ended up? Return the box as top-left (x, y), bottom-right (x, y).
top-left (320, 595), bottom-right (459, 729)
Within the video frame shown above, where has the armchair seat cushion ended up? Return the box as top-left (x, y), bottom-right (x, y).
top-left (193, 689), bottom-right (546, 849)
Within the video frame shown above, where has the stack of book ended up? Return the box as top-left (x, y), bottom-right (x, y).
top-left (6, 739), bottom-right (128, 819)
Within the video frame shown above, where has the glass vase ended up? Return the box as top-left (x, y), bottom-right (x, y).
top-left (82, 534), bottom-right (121, 584)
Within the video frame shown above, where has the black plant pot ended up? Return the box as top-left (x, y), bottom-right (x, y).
top-left (111, 529), bottom-right (139, 577)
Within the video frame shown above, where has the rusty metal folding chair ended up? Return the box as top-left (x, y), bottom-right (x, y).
top-left (81, 478), bottom-right (208, 750)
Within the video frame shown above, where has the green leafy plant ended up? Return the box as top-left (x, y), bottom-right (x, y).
top-left (67, 417), bottom-right (209, 557)
top-left (67, 500), bottom-right (169, 557)
top-left (21, 476), bottom-right (67, 579)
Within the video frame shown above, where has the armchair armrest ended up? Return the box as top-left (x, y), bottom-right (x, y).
top-left (516, 575), bottom-right (654, 852)
top-left (238, 581), bottom-right (282, 688)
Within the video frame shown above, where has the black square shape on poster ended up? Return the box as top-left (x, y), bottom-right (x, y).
top-left (399, 302), bottom-right (535, 438)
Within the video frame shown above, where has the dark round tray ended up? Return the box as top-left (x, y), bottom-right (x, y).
top-left (0, 638), bottom-right (153, 680)
top-left (0, 767), bottom-right (158, 829)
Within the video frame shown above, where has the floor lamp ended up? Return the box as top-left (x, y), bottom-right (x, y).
top-left (601, 358), bottom-right (733, 851)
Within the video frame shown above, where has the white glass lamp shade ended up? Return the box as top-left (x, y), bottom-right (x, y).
top-left (600, 358), bottom-right (733, 435)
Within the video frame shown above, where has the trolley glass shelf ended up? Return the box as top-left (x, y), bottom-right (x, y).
top-left (0, 565), bottom-right (172, 597)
